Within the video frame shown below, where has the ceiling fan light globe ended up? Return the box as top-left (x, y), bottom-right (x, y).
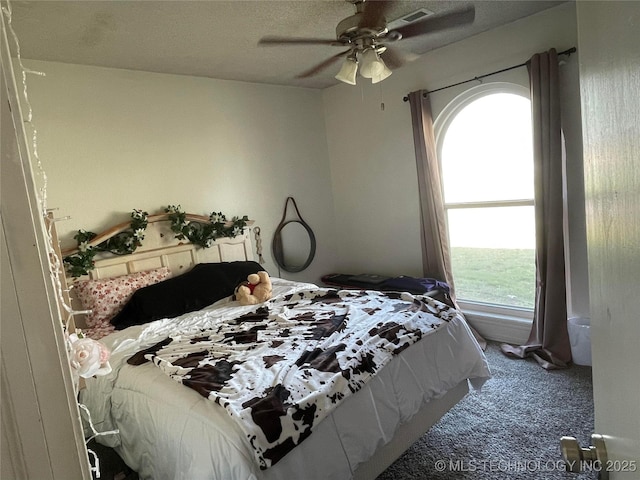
top-left (359, 48), bottom-right (384, 78)
top-left (372, 63), bottom-right (392, 84)
top-left (335, 58), bottom-right (358, 85)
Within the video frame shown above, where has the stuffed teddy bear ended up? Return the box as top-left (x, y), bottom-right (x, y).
top-left (235, 271), bottom-right (273, 305)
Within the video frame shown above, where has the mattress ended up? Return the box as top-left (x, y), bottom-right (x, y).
top-left (81, 279), bottom-right (490, 480)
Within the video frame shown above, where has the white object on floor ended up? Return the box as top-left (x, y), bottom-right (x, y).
top-left (568, 316), bottom-right (592, 366)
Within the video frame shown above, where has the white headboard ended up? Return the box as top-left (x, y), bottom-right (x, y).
top-left (62, 213), bottom-right (255, 281)
top-left (58, 213), bottom-right (256, 328)
top-left (79, 225), bottom-right (253, 281)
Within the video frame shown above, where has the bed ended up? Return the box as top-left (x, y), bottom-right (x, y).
top-left (61, 213), bottom-right (490, 480)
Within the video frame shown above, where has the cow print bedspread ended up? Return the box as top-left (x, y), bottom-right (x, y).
top-left (127, 288), bottom-right (458, 470)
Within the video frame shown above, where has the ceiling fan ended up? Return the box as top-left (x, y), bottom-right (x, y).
top-left (258, 0), bottom-right (476, 85)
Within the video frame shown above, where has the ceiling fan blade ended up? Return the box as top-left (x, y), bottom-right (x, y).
top-left (381, 46), bottom-right (418, 70)
top-left (390, 5), bottom-right (475, 40)
top-left (359, 0), bottom-right (394, 28)
top-left (258, 36), bottom-right (339, 46)
top-left (296, 50), bottom-right (351, 78)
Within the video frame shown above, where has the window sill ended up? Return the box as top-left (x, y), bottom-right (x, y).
top-left (459, 302), bottom-right (533, 345)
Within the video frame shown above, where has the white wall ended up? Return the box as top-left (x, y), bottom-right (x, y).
top-left (323, 2), bottom-right (590, 318)
top-left (22, 60), bottom-right (337, 284)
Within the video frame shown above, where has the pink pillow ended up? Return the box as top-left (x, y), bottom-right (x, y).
top-left (74, 267), bottom-right (170, 339)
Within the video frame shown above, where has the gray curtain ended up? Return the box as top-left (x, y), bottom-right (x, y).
top-left (408, 91), bottom-right (486, 350)
top-left (501, 48), bottom-right (571, 369)
top-left (408, 91), bottom-right (453, 290)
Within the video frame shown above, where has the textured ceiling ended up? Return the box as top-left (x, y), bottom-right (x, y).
top-left (9, 0), bottom-right (564, 89)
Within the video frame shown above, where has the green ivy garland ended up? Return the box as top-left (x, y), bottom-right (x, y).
top-left (64, 206), bottom-right (248, 277)
top-left (164, 205), bottom-right (249, 248)
top-left (64, 209), bottom-right (148, 277)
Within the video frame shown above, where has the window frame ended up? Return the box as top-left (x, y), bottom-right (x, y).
top-left (434, 82), bottom-right (535, 320)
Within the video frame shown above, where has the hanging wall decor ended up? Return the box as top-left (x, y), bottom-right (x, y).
top-left (272, 197), bottom-right (316, 273)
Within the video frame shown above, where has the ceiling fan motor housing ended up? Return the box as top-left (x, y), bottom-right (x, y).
top-left (336, 13), bottom-right (387, 43)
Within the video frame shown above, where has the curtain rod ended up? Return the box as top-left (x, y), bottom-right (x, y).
top-left (402, 47), bottom-right (576, 102)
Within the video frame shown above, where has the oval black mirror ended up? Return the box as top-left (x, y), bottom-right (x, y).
top-left (273, 220), bottom-right (316, 273)
top-left (272, 198), bottom-right (316, 273)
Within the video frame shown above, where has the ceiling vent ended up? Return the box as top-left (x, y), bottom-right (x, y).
top-left (387, 8), bottom-right (434, 30)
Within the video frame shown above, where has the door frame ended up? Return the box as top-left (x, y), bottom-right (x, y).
top-left (1, 9), bottom-right (90, 479)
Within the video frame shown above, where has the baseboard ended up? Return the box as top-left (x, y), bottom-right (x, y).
top-left (463, 309), bottom-right (532, 345)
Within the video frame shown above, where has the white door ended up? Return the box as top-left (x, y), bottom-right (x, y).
top-left (577, 2), bottom-right (640, 479)
top-left (1, 12), bottom-right (90, 479)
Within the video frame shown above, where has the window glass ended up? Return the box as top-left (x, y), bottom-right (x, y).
top-left (441, 93), bottom-right (533, 204)
top-left (439, 88), bottom-right (535, 309)
top-left (447, 207), bottom-right (535, 308)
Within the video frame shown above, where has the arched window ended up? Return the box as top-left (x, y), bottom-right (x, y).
top-left (435, 83), bottom-right (535, 310)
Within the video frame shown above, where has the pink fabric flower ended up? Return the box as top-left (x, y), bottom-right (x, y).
top-left (68, 333), bottom-right (112, 378)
